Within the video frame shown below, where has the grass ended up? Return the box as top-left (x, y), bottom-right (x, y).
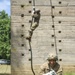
top-left (0, 74), bottom-right (11, 75)
top-left (64, 72), bottom-right (75, 75)
top-left (0, 65), bottom-right (75, 75)
top-left (0, 65), bottom-right (11, 75)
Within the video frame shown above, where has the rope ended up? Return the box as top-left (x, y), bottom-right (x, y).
top-left (28, 0), bottom-right (36, 75)
top-left (50, 0), bottom-right (58, 56)
top-left (33, 0), bottom-right (35, 6)
top-left (29, 40), bottom-right (35, 75)
top-left (30, 0), bottom-right (35, 29)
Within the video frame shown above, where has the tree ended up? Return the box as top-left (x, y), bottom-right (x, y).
top-left (0, 10), bottom-right (10, 60)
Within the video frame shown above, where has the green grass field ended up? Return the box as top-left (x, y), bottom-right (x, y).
top-left (0, 65), bottom-right (75, 75)
top-left (0, 65), bottom-right (11, 75)
top-left (64, 72), bottom-right (75, 75)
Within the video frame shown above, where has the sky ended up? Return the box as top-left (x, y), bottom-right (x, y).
top-left (0, 0), bottom-right (10, 15)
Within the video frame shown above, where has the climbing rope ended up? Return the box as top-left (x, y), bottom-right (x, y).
top-left (29, 40), bottom-right (35, 75)
top-left (49, 0), bottom-right (58, 56)
top-left (30, 0), bottom-right (35, 29)
top-left (28, 0), bottom-right (36, 75)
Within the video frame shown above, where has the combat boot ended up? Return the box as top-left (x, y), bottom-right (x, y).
top-left (26, 30), bottom-right (33, 40)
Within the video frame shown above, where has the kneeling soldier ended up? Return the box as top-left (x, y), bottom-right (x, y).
top-left (40, 53), bottom-right (63, 75)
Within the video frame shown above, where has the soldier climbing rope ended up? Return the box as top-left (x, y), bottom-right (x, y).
top-left (26, 0), bottom-right (41, 75)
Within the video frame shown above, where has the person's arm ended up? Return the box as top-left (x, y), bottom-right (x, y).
top-left (40, 67), bottom-right (46, 75)
top-left (39, 63), bottom-right (47, 75)
top-left (57, 67), bottom-right (63, 75)
top-left (57, 71), bottom-right (63, 75)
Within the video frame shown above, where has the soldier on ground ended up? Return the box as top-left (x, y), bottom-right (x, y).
top-left (40, 53), bottom-right (63, 75)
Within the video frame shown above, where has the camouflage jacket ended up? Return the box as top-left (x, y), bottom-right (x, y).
top-left (40, 61), bottom-right (63, 75)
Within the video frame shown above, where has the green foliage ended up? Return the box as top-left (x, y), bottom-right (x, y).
top-left (0, 10), bottom-right (10, 60)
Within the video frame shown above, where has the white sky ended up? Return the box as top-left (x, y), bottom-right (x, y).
top-left (0, 0), bottom-right (10, 15)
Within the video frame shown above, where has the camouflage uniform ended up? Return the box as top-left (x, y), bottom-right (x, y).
top-left (40, 53), bottom-right (63, 75)
top-left (31, 9), bottom-right (40, 31)
top-left (40, 61), bottom-right (62, 75)
top-left (26, 9), bottom-right (41, 40)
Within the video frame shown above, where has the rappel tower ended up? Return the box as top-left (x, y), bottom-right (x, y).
top-left (11, 0), bottom-right (75, 75)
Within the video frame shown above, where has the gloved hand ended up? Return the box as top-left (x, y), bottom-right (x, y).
top-left (43, 70), bottom-right (57, 75)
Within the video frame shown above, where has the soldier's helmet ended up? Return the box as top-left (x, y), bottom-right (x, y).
top-left (47, 53), bottom-right (58, 61)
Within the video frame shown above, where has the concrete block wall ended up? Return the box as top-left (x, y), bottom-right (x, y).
top-left (11, 0), bottom-right (75, 75)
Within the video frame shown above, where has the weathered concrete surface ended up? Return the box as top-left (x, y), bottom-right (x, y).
top-left (11, 0), bottom-right (75, 75)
